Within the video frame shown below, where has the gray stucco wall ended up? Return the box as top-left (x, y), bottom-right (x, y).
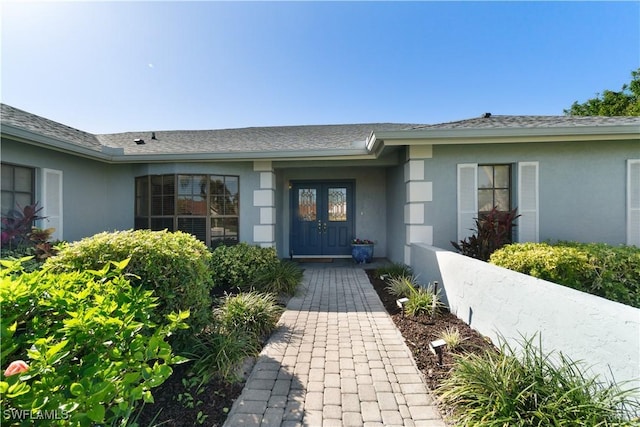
top-left (411, 243), bottom-right (640, 392)
top-left (427, 139), bottom-right (639, 249)
top-left (385, 159), bottom-right (407, 264)
top-left (1, 141), bottom-right (263, 246)
top-left (1, 138), bottom-right (134, 242)
top-left (277, 166), bottom-right (388, 259)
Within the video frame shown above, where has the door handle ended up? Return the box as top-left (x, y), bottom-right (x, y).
top-left (317, 221), bottom-right (328, 233)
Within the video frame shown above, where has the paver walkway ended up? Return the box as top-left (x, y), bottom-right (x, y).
top-left (223, 266), bottom-right (447, 427)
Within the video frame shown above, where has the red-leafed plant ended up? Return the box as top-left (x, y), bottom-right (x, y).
top-left (1, 202), bottom-right (45, 250)
top-left (451, 207), bottom-right (520, 261)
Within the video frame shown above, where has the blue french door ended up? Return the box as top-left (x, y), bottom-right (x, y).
top-left (290, 181), bottom-right (354, 256)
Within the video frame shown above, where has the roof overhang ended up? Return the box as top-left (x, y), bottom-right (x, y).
top-left (366, 124), bottom-right (640, 153)
top-left (2, 123), bottom-right (118, 162)
top-left (2, 123), bottom-right (378, 163)
top-left (4, 120), bottom-right (638, 165)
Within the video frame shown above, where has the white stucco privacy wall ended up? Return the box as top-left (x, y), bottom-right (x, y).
top-left (410, 243), bottom-right (640, 390)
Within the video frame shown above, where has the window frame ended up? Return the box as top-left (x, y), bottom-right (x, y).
top-left (1, 162), bottom-right (35, 216)
top-left (135, 174), bottom-right (240, 247)
top-left (477, 163), bottom-right (512, 215)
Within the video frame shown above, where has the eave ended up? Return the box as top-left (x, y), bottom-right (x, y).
top-left (2, 124), bottom-right (377, 164)
top-left (367, 124), bottom-right (640, 152)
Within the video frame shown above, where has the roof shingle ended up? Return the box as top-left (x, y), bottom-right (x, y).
top-left (412, 114), bottom-right (640, 130)
top-left (95, 123), bottom-right (421, 155)
top-left (1, 104), bottom-right (102, 150)
top-left (2, 103), bottom-right (638, 158)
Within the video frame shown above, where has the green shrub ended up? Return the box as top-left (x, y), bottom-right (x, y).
top-left (490, 242), bottom-right (640, 308)
top-left (190, 329), bottom-right (260, 383)
top-left (376, 263), bottom-right (413, 280)
top-left (214, 292), bottom-right (283, 339)
top-left (0, 259), bottom-right (189, 426)
top-left (210, 243), bottom-right (279, 289)
top-left (385, 274), bottom-right (419, 298)
top-left (438, 336), bottom-right (639, 426)
top-left (252, 260), bottom-right (303, 296)
top-left (562, 242), bottom-right (640, 306)
top-left (0, 252), bottom-right (41, 273)
top-left (189, 291), bottom-right (284, 383)
top-left (44, 230), bottom-right (214, 349)
top-left (404, 287), bottom-right (441, 317)
top-left (438, 326), bottom-right (466, 351)
top-left (385, 275), bottom-right (442, 317)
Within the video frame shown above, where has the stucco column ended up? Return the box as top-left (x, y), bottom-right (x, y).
top-left (253, 161), bottom-right (276, 248)
top-left (404, 145), bottom-right (433, 265)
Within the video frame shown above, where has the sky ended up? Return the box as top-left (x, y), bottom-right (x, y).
top-left (1, 1), bottom-right (639, 134)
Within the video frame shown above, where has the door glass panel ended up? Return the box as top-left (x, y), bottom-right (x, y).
top-left (328, 187), bottom-right (347, 222)
top-left (298, 188), bottom-right (316, 221)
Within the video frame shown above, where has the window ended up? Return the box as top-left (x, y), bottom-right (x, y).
top-left (1, 163), bottom-right (35, 216)
top-left (135, 174), bottom-right (239, 247)
top-left (458, 162), bottom-right (538, 243)
top-left (478, 164), bottom-right (511, 214)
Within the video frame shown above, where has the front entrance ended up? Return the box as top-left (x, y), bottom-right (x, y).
top-left (290, 181), bottom-right (354, 256)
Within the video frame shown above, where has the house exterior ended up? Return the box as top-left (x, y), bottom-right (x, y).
top-left (2, 103), bottom-right (639, 265)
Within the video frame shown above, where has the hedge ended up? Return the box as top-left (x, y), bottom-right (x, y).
top-left (490, 242), bottom-right (640, 308)
top-left (44, 230), bottom-right (213, 349)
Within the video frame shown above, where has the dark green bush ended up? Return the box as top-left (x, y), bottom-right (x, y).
top-left (385, 274), bottom-right (419, 298)
top-left (190, 329), bottom-right (260, 383)
top-left (189, 291), bottom-right (283, 383)
top-left (376, 262), bottom-right (413, 280)
top-left (214, 291), bottom-right (283, 339)
top-left (490, 242), bottom-right (640, 308)
top-left (44, 230), bottom-right (214, 348)
top-left (404, 287), bottom-right (442, 317)
top-left (438, 336), bottom-right (639, 425)
top-left (252, 260), bottom-right (303, 296)
top-left (210, 243), bottom-right (279, 289)
top-left (1, 259), bottom-right (188, 426)
top-left (385, 275), bottom-right (442, 316)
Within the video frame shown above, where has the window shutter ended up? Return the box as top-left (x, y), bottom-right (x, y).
top-left (457, 163), bottom-right (477, 242)
top-left (42, 169), bottom-right (63, 241)
top-left (628, 159), bottom-right (640, 246)
top-left (517, 162), bottom-right (539, 243)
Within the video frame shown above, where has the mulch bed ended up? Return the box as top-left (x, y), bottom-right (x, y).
top-left (137, 268), bottom-right (495, 426)
top-left (136, 362), bottom-right (243, 427)
top-left (365, 269), bottom-right (496, 392)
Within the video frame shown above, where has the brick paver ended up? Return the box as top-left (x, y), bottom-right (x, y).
top-left (223, 266), bottom-right (447, 427)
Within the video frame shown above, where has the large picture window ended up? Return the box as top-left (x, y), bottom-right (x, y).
top-left (135, 174), bottom-right (239, 247)
top-left (1, 163), bottom-right (35, 216)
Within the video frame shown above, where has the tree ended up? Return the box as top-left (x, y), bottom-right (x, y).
top-left (564, 68), bottom-right (640, 116)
